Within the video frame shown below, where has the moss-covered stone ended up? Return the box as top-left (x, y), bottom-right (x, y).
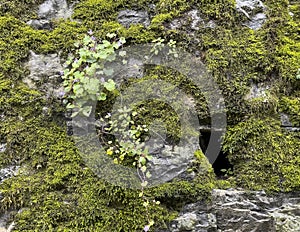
top-left (0, 0), bottom-right (44, 21)
top-left (280, 96), bottom-right (300, 127)
top-left (0, 0), bottom-right (300, 230)
top-left (223, 117), bottom-right (300, 192)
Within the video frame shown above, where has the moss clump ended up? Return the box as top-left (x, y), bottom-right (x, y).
top-left (0, 16), bottom-right (46, 78)
top-left (0, 0), bottom-right (44, 21)
top-left (280, 96), bottom-right (300, 127)
top-left (223, 117), bottom-right (300, 192)
top-left (73, 0), bottom-right (125, 22)
top-left (198, 27), bottom-right (272, 123)
top-left (199, 0), bottom-right (236, 25)
top-left (0, 116), bottom-right (215, 231)
top-left (38, 20), bottom-right (87, 54)
top-left (0, 103), bottom-right (174, 231)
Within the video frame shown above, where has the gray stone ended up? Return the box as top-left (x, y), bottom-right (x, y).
top-left (23, 51), bottom-right (64, 98)
top-left (38, 0), bottom-right (72, 20)
top-left (169, 202), bottom-right (217, 232)
top-left (124, 57), bottom-right (145, 79)
top-left (280, 113), bottom-right (293, 127)
top-left (147, 137), bottom-right (201, 185)
top-left (168, 9), bottom-right (217, 31)
top-left (244, 83), bottom-right (270, 101)
top-left (175, 212), bottom-right (198, 231)
top-left (244, 12), bottom-right (267, 30)
top-left (236, 0), bottom-right (267, 30)
top-left (117, 10), bottom-right (150, 28)
top-left (280, 113), bottom-right (300, 132)
top-left (284, 127), bottom-right (300, 132)
top-left (0, 166), bottom-right (20, 184)
top-left (0, 144), bottom-right (6, 153)
top-left (25, 51), bottom-right (62, 79)
top-left (205, 20), bottom-right (217, 29)
top-left (26, 19), bottom-right (51, 30)
top-left (0, 219), bottom-right (14, 232)
top-left (26, 0), bottom-right (74, 30)
top-left (270, 210), bottom-right (300, 232)
top-left (166, 189), bottom-right (300, 232)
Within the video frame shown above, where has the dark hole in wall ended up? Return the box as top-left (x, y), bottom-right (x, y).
top-left (199, 129), bottom-right (233, 176)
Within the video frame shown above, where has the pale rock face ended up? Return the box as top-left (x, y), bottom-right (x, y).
top-left (244, 83), bottom-right (270, 101)
top-left (27, 0), bottom-right (74, 30)
top-left (0, 144), bottom-right (6, 153)
top-left (38, 0), bottom-right (72, 20)
top-left (117, 10), bottom-right (150, 28)
top-left (236, 0), bottom-right (267, 30)
top-left (164, 189), bottom-right (300, 232)
top-left (0, 165), bottom-right (20, 184)
top-left (168, 9), bottom-right (217, 31)
top-left (23, 51), bottom-right (64, 99)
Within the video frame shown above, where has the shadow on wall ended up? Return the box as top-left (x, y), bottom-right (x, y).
top-left (199, 129), bottom-right (232, 176)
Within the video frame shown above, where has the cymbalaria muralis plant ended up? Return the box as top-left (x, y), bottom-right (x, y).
top-left (62, 32), bottom-right (167, 231)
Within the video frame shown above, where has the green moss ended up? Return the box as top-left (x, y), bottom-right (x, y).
top-left (0, 113), bottom-right (173, 231)
top-left (223, 117), bottom-right (300, 192)
top-left (0, 65), bottom-right (213, 231)
top-left (73, 0), bottom-right (124, 22)
top-left (155, 0), bottom-right (193, 15)
top-left (119, 66), bottom-right (210, 136)
top-left (0, 0), bottom-right (300, 230)
top-left (40, 20), bottom-right (88, 54)
top-left (280, 96), bottom-right (300, 127)
top-left (0, 0), bottom-right (44, 21)
top-left (0, 118), bottom-right (214, 231)
top-left (198, 27), bottom-right (273, 123)
top-left (0, 16), bottom-right (45, 78)
top-left (151, 13), bottom-right (173, 29)
top-left (199, 0), bottom-right (236, 25)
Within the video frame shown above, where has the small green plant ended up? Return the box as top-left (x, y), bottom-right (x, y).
top-left (62, 32), bottom-right (180, 231)
top-left (98, 106), bottom-right (160, 231)
top-left (220, 168), bottom-right (234, 177)
top-left (150, 37), bottom-right (178, 58)
top-left (62, 31), bottom-right (125, 117)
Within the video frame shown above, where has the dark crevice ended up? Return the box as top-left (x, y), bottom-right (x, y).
top-left (199, 129), bottom-right (233, 177)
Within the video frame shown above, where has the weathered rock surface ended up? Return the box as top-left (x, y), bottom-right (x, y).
top-left (244, 83), bottom-right (270, 101)
top-left (0, 166), bottom-right (19, 185)
top-left (0, 213), bottom-right (14, 232)
top-left (27, 0), bottom-right (74, 30)
top-left (281, 113), bottom-right (293, 127)
top-left (280, 113), bottom-right (300, 132)
top-left (38, 0), bottom-right (72, 19)
top-left (165, 189), bottom-right (300, 232)
top-left (148, 139), bottom-right (200, 185)
top-left (0, 144), bottom-right (6, 153)
top-left (23, 51), bottom-right (64, 98)
top-left (168, 9), bottom-right (216, 31)
top-left (236, 0), bottom-right (267, 30)
top-left (117, 10), bottom-right (150, 28)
